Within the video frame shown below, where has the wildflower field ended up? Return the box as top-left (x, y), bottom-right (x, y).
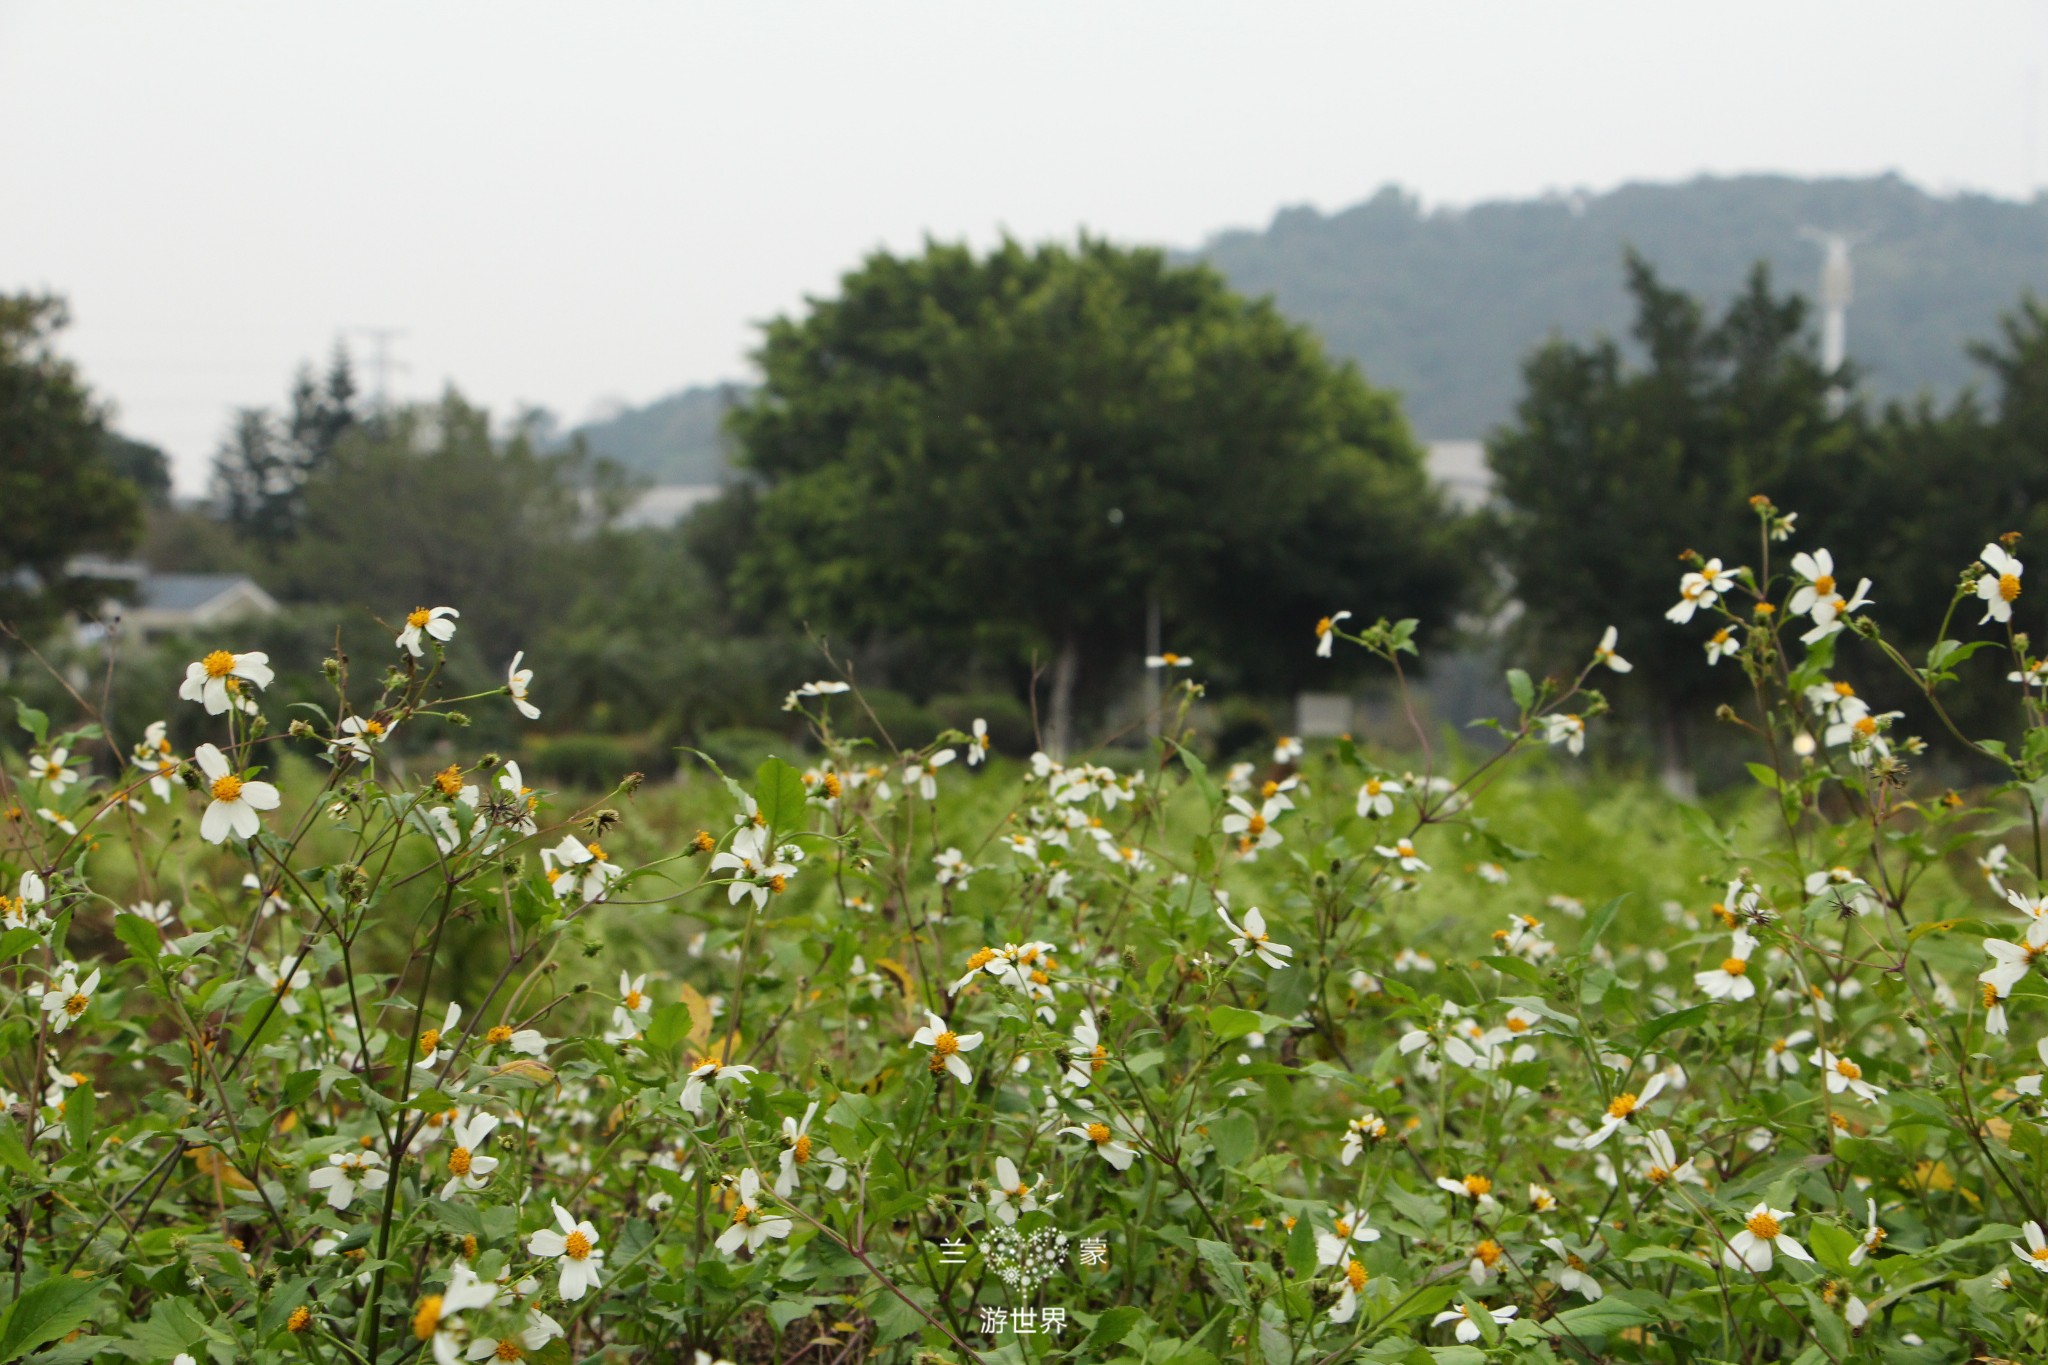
top-left (5, 498), bottom-right (2048, 1365)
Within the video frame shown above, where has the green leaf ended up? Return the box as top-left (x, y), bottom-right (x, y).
top-left (1505, 669), bottom-right (1534, 714)
top-left (1193, 1238), bottom-right (1249, 1308)
top-left (13, 701), bottom-right (48, 747)
top-left (1745, 762), bottom-right (1781, 791)
top-left (0, 1121), bottom-right (37, 1178)
top-left (1635, 1001), bottom-right (1713, 1047)
top-left (645, 1002), bottom-right (695, 1056)
top-left (111, 912), bottom-right (162, 967)
top-left (1284, 1218), bottom-right (1318, 1279)
top-left (1205, 1006), bottom-right (1263, 1041)
top-left (1078, 1306), bottom-right (1147, 1354)
top-left (1208, 1112), bottom-right (1256, 1169)
top-left (62, 1082), bottom-right (94, 1156)
top-left (752, 757), bottom-right (810, 836)
top-left (1579, 895), bottom-right (1627, 955)
top-left (0, 1275), bottom-right (104, 1363)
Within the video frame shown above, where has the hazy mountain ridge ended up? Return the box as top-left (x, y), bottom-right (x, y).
top-left (579, 174), bottom-right (2048, 473)
top-left (1196, 173), bottom-right (2048, 438)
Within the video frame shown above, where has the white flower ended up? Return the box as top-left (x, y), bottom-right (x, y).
top-left (1704, 624), bottom-right (1741, 665)
top-left (1314, 1208), bottom-right (1380, 1265)
top-left (966, 717), bottom-right (991, 766)
top-left (1273, 735), bottom-right (1303, 764)
top-left (333, 714), bottom-right (396, 764)
top-left (1064, 1010), bottom-right (1106, 1087)
top-left (416, 1002), bottom-right (461, 1071)
top-left (1542, 713), bottom-right (1587, 755)
top-left (1435, 1173), bottom-right (1500, 1212)
top-left (396, 605), bottom-right (459, 657)
top-left (543, 834), bottom-right (625, 903)
top-left (439, 1112), bottom-right (501, 1198)
top-left (1805, 866), bottom-right (1879, 915)
top-left (179, 649), bottom-right (274, 714)
top-left (1724, 1202), bottom-right (1812, 1272)
top-left (1339, 1113), bottom-right (1386, 1164)
top-left (122, 899), bottom-right (174, 926)
top-left (708, 826), bottom-right (797, 908)
top-left (679, 1055), bottom-right (758, 1118)
top-left (902, 749), bottom-right (956, 800)
top-left (1847, 1197), bottom-right (1887, 1267)
top-left (1216, 903), bottom-right (1292, 969)
top-left (781, 679), bottom-right (849, 711)
top-left (2013, 1219), bottom-right (2048, 1274)
top-left (27, 747), bottom-right (77, 791)
top-left (987, 1155), bottom-right (1046, 1224)
top-left (40, 967), bottom-right (100, 1034)
top-left (1328, 1259), bottom-right (1371, 1323)
top-left (193, 743), bottom-right (281, 845)
top-left (1353, 774), bottom-right (1403, 818)
top-left (529, 1202), bottom-right (606, 1297)
top-left (1636, 1129), bottom-right (1702, 1189)
top-left (2016, 1038), bottom-right (2048, 1096)
top-left (308, 1149), bottom-right (388, 1212)
top-left (1314, 611), bottom-right (1352, 658)
top-left (4, 873), bottom-right (49, 931)
top-left (714, 1168), bottom-right (793, 1254)
top-left (1431, 1304), bottom-right (1517, 1343)
top-left (1592, 625), bottom-right (1632, 673)
top-left (1810, 1048), bottom-right (1885, 1101)
top-left (912, 1011), bottom-right (983, 1084)
top-left (2011, 660), bottom-right (2048, 688)
top-left (933, 847), bottom-right (975, 888)
top-left (1762, 1029), bottom-right (1813, 1081)
top-left (1061, 1116), bottom-right (1139, 1169)
top-left (1667, 558), bottom-right (1735, 623)
top-left (775, 1101), bottom-right (847, 1196)
top-left (1542, 1237), bottom-right (1605, 1300)
top-left (256, 959), bottom-right (312, 1015)
top-left (1576, 1073), bottom-right (1669, 1148)
top-left (1694, 928), bottom-right (1757, 1001)
top-left (1221, 795), bottom-right (1283, 855)
top-left (1476, 861), bottom-right (1509, 885)
top-left (465, 1308), bottom-right (564, 1363)
top-left (1978, 543), bottom-right (2025, 625)
top-left (1375, 837), bottom-right (1430, 873)
top-left (501, 650), bottom-right (540, 720)
top-left (1144, 651), bottom-right (1193, 669)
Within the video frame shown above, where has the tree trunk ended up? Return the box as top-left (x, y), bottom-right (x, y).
top-left (1658, 700), bottom-right (1697, 801)
top-left (1047, 633), bottom-right (1081, 759)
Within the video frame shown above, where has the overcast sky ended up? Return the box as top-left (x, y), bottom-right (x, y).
top-left (5, 1), bottom-right (2047, 491)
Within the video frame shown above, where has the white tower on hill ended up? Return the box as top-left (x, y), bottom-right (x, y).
top-left (1799, 228), bottom-right (1862, 415)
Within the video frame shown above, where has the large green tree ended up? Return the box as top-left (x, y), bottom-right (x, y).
top-left (722, 236), bottom-right (1471, 751)
top-left (1487, 253), bottom-right (1859, 783)
top-left (0, 294), bottom-right (143, 639)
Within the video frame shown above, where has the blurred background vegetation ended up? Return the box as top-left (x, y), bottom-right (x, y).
top-left (7, 177), bottom-right (2048, 792)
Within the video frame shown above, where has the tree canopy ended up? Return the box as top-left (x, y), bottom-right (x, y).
top-left (721, 236), bottom-right (1473, 748)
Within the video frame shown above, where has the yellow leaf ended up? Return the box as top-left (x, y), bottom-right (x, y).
top-left (873, 957), bottom-right (914, 1000)
top-left (679, 982), bottom-right (715, 1050)
top-left (187, 1145), bottom-right (256, 1191)
top-left (491, 1058), bottom-right (557, 1085)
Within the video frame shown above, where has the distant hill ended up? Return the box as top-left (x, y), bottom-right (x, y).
top-left (570, 383), bottom-right (738, 484)
top-left (1194, 173), bottom-right (2048, 438)
top-left (578, 175), bottom-right (2048, 475)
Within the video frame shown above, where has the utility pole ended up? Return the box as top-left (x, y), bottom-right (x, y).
top-left (346, 327), bottom-right (410, 412)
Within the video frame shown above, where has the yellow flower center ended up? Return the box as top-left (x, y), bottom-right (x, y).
top-left (434, 766), bottom-right (464, 796)
top-left (1985, 981), bottom-right (2003, 1008)
top-left (449, 1146), bottom-right (472, 1176)
top-left (1474, 1239), bottom-right (1502, 1267)
top-left (732, 1203), bottom-right (755, 1226)
top-left (1745, 1212), bottom-right (1782, 1240)
top-left (407, 608), bottom-right (432, 628)
top-left (203, 650), bottom-right (237, 678)
top-left (1091, 1043), bottom-right (1108, 1072)
top-left (1345, 1259), bottom-right (1367, 1290)
top-left (769, 874), bottom-right (787, 894)
top-left (2001, 573), bottom-right (2022, 603)
top-left (413, 1296), bottom-right (443, 1341)
top-left (1606, 1092), bottom-right (1638, 1119)
top-left (965, 947), bottom-right (998, 971)
top-left (822, 773), bottom-right (842, 798)
top-left (487, 1024), bottom-right (513, 1044)
top-left (1853, 716), bottom-right (1878, 738)
top-left (1087, 1122), bottom-right (1112, 1144)
top-left (287, 1306), bottom-right (313, 1333)
top-left (65, 993), bottom-right (89, 1017)
top-left (1567, 1253), bottom-right (1588, 1271)
top-left (793, 1134), bottom-right (813, 1163)
top-left (1506, 1017), bottom-right (1530, 1032)
top-left (1333, 1218), bottom-right (1352, 1237)
top-left (1316, 616), bottom-right (1335, 637)
top-left (1261, 780), bottom-right (1280, 799)
top-left (1721, 957), bottom-right (1747, 976)
top-left (1247, 814), bottom-right (1266, 835)
top-left (1462, 1174), bottom-right (1492, 1197)
top-left (563, 1229), bottom-right (592, 1260)
top-left (210, 773), bottom-right (244, 802)
top-left (1813, 573), bottom-right (1836, 595)
top-left (364, 719), bottom-right (385, 736)
top-left (2034, 1246), bottom-right (2048, 1262)
top-left (418, 1028), bottom-right (441, 1057)
top-left (932, 1031), bottom-right (960, 1057)
top-left (1646, 1164), bottom-right (1672, 1184)
top-left (1835, 1059), bottom-right (1862, 1080)
top-left (586, 842), bottom-right (607, 862)
top-left (623, 990), bottom-right (644, 1010)
top-left (494, 1342), bottom-right (524, 1362)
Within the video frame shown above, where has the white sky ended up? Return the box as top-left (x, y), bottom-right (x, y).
top-left (5, 1), bottom-right (2047, 492)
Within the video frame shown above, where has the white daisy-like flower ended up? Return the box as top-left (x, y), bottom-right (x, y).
top-left (902, 749), bottom-right (956, 800)
top-left (912, 1011), bottom-right (983, 1084)
top-left (1977, 543), bottom-right (2024, 625)
top-left (308, 1149), bottom-right (388, 1212)
top-left (1061, 1116), bottom-right (1139, 1169)
top-left (781, 679), bottom-right (850, 711)
top-left (679, 1054), bottom-right (758, 1119)
top-left (713, 1169), bottom-right (792, 1255)
top-left (1704, 624), bottom-right (1742, 665)
top-left (256, 958), bottom-right (312, 1015)
top-left (1542, 712), bottom-right (1587, 755)
top-left (1724, 1202), bottom-right (1812, 1272)
top-left (1847, 1197), bottom-right (1887, 1267)
top-left (1339, 1113), bottom-right (1386, 1165)
top-left (543, 834), bottom-right (625, 903)
top-left (986, 1155), bottom-right (1047, 1224)
top-left (528, 1201), bottom-right (606, 1297)
top-left (179, 649), bottom-right (274, 714)
top-left (415, 1001), bottom-right (462, 1071)
top-left (1434, 1172), bottom-right (1500, 1213)
top-left (27, 747), bottom-right (77, 791)
top-left (2016, 1037), bottom-right (2048, 1096)
top-left (1355, 774), bottom-right (1403, 818)
top-left (194, 743), bottom-right (282, 845)
top-left (1810, 1048), bottom-right (1885, 1101)
top-left (1314, 611), bottom-right (1352, 657)
top-left (775, 1101), bottom-right (847, 1196)
top-left (396, 605), bottom-right (459, 657)
top-left (966, 717), bottom-right (991, 765)
top-left (1064, 1009), bottom-right (1107, 1087)
top-left (1314, 1208), bottom-right (1381, 1265)
top-left (333, 714), bottom-right (396, 764)
top-left (1694, 928), bottom-right (1758, 1001)
top-left (505, 650), bottom-right (540, 720)
top-left (1575, 1072), bottom-right (1670, 1148)
top-left (1273, 735), bottom-right (1303, 764)
top-left (933, 847), bottom-right (975, 888)
top-left (1636, 1129), bottom-right (1702, 1189)
top-left (40, 967), bottom-right (100, 1034)
top-left (1144, 651), bottom-right (1193, 669)
top-left (1216, 903), bottom-right (1293, 969)
top-left (1221, 794), bottom-right (1284, 856)
top-left (1328, 1258), bottom-right (1371, 1323)
top-left (464, 1308), bottom-right (564, 1364)
top-left (1761, 1029), bottom-right (1814, 1081)
top-left (1592, 625), bottom-right (1631, 672)
top-left (1667, 558), bottom-right (1735, 623)
top-left (2013, 1220), bottom-right (2048, 1274)
top-left (439, 1113), bottom-right (501, 1198)
top-left (1541, 1237), bottom-right (1605, 1300)
top-left (1431, 1304), bottom-right (1518, 1343)
top-left (1375, 837), bottom-right (1430, 873)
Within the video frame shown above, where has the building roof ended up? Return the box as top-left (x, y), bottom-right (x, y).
top-left (139, 574), bottom-right (265, 613)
